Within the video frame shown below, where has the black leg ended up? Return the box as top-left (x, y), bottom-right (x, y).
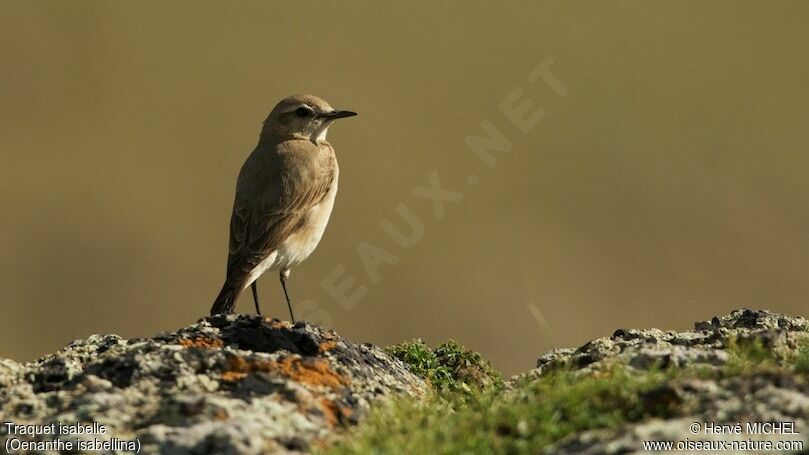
top-left (279, 271), bottom-right (295, 323)
top-left (251, 281), bottom-right (262, 316)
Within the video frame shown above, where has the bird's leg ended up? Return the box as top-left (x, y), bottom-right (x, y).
top-left (279, 269), bottom-right (295, 323)
top-left (251, 281), bottom-right (262, 316)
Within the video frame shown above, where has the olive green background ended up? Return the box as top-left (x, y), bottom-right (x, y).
top-left (1, 1), bottom-right (807, 374)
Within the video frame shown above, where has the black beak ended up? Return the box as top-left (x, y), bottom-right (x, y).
top-left (321, 110), bottom-right (357, 119)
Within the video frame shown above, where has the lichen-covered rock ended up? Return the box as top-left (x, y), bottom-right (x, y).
top-left (529, 309), bottom-right (809, 454)
top-left (526, 309), bottom-right (809, 379)
top-left (543, 373), bottom-right (809, 454)
top-left (0, 314), bottom-right (426, 454)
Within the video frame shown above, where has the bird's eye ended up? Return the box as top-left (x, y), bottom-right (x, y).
top-left (295, 107), bottom-right (312, 117)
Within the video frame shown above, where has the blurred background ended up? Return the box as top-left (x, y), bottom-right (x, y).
top-left (1, 1), bottom-right (807, 375)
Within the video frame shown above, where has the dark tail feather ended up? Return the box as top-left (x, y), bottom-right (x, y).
top-left (211, 283), bottom-right (241, 315)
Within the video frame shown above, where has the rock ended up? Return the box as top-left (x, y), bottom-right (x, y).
top-left (530, 309), bottom-right (809, 454)
top-left (0, 314), bottom-right (426, 454)
top-left (544, 373), bottom-right (809, 454)
top-left (528, 309), bottom-right (809, 378)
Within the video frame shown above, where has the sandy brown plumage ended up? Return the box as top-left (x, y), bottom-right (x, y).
top-left (211, 95), bottom-right (355, 317)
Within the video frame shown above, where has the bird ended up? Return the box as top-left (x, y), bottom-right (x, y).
top-left (210, 94), bottom-right (356, 321)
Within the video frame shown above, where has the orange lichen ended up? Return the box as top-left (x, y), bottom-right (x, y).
top-left (220, 356), bottom-right (250, 382)
top-left (220, 354), bottom-right (350, 389)
top-left (319, 399), bottom-right (341, 427)
top-left (318, 340), bottom-right (338, 352)
top-left (273, 357), bottom-right (349, 389)
top-left (178, 336), bottom-right (223, 349)
top-left (220, 371), bottom-right (247, 382)
top-left (228, 356), bottom-right (251, 372)
top-left (318, 398), bottom-right (353, 428)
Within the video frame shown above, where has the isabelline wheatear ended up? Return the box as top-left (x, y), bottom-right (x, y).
top-left (210, 94), bottom-right (356, 321)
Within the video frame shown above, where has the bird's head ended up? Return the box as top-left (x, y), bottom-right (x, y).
top-left (261, 94), bottom-right (357, 144)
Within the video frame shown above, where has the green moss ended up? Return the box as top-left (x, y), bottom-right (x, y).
top-left (723, 335), bottom-right (787, 376)
top-left (793, 340), bottom-right (809, 375)
top-left (386, 339), bottom-right (502, 394)
top-left (321, 367), bottom-right (674, 454)
top-left (722, 334), bottom-right (809, 377)
top-left (323, 333), bottom-right (809, 454)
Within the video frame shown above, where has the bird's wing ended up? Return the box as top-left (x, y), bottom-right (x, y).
top-left (224, 140), bottom-right (335, 287)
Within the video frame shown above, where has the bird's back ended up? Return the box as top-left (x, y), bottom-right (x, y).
top-left (226, 138), bottom-right (337, 282)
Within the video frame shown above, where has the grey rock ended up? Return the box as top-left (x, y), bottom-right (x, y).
top-left (531, 309), bottom-right (809, 454)
top-left (524, 309), bottom-right (809, 380)
top-left (544, 374), bottom-right (809, 454)
top-left (0, 314), bottom-right (426, 454)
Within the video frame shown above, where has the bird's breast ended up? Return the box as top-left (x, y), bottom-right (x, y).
top-left (275, 171), bottom-right (339, 269)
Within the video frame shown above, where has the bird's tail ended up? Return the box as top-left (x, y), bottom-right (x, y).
top-left (210, 282), bottom-right (242, 315)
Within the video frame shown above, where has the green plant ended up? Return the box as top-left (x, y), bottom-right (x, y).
top-left (386, 339), bottom-right (502, 394)
top-left (322, 367), bottom-right (674, 454)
